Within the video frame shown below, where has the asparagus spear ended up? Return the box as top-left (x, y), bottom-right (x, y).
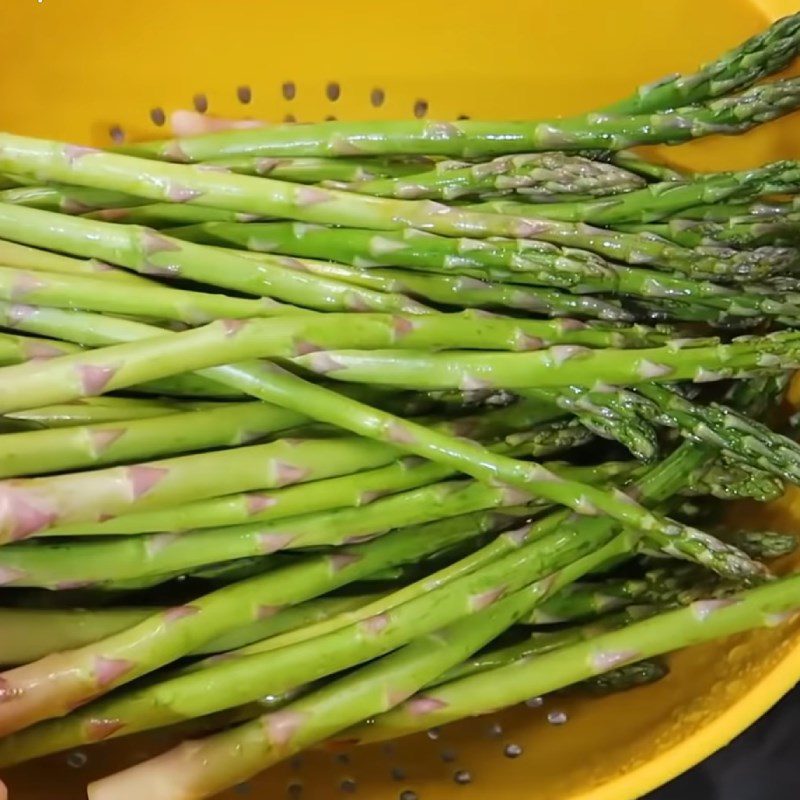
top-left (87, 203), bottom-right (265, 227)
top-left (42, 415), bottom-right (577, 537)
top-left (0, 265), bottom-right (294, 323)
top-left (599, 151), bottom-right (686, 182)
top-left (338, 573), bottom-right (800, 745)
top-left (327, 152), bottom-right (645, 200)
top-left (0, 461), bottom-right (626, 587)
top-left (0, 309), bottom-right (760, 574)
top-left (8, 522), bottom-right (634, 769)
top-left (118, 77), bottom-right (800, 161)
top-left (637, 383), bottom-right (800, 483)
top-left (582, 659), bottom-right (670, 694)
top-left (0, 203), bottom-right (431, 315)
top-left (0, 239), bottom-right (147, 284)
top-left (601, 13), bottom-right (800, 114)
top-left (208, 154), bottom-right (437, 181)
top-left (619, 219), bottom-right (800, 249)
top-left (0, 436), bottom-right (405, 541)
top-left (0, 595), bottom-right (379, 666)
top-left (0, 401), bottom-right (311, 477)
top-left (722, 530), bottom-right (798, 560)
top-left (2, 128), bottom-right (800, 247)
top-left (185, 219), bottom-right (785, 284)
top-left (0, 509), bottom-right (518, 738)
top-left (470, 161), bottom-right (800, 224)
top-left (3, 398), bottom-right (204, 428)
top-left (0, 184), bottom-right (143, 214)
top-left (288, 331), bottom-right (800, 390)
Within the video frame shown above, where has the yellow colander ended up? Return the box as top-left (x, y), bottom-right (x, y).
top-left (1, 0), bottom-right (799, 798)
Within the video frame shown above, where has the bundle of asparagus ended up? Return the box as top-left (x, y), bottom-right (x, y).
top-left (0, 14), bottom-right (800, 800)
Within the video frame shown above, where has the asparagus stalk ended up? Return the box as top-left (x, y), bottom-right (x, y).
top-left (338, 573), bottom-right (800, 745)
top-left (327, 152), bottom-right (645, 200)
top-left (601, 13), bottom-right (800, 114)
top-left (87, 203), bottom-right (265, 227)
top-left (0, 510), bottom-right (517, 738)
top-left (582, 659), bottom-right (670, 694)
top-left (10, 524), bottom-right (634, 770)
top-left (288, 331), bottom-right (800, 390)
top-left (0, 184), bottom-right (143, 214)
top-left (0, 461), bottom-right (625, 588)
top-left (2, 398), bottom-right (205, 428)
top-left (0, 308), bottom-right (762, 573)
top-left (0, 595), bottom-right (379, 666)
top-left (470, 161), bottom-right (800, 224)
top-left (88, 534), bottom-right (635, 800)
top-left (225, 241), bottom-right (799, 324)
top-left (208, 154), bottom-right (437, 181)
top-left (0, 203), bottom-right (431, 315)
top-left (619, 219), bottom-right (800, 249)
top-left (637, 383), bottom-right (800, 483)
top-left (0, 239), bottom-right (147, 284)
top-left (0, 266), bottom-right (295, 323)
top-left (41, 415), bottom-right (577, 537)
top-left (118, 77), bottom-right (800, 161)
top-left (186, 219), bottom-right (786, 285)
top-left (722, 530), bottom-right (798, 560)
top-left (600, 151), bottom-right (686, 182)
top-left (0, 436), bottom-right (405, 542)
top-left (0, 401), bottom-right (311, 477)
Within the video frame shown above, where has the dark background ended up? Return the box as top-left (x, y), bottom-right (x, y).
top-left (645, 684), bottom-right (800, 800)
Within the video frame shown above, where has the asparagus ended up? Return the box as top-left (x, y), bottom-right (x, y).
top-left (0, 508), bottom-right (503, 737)
top-left (600, 151), bottom-right (686, 182)
top-left (288, 332), bottom-right (800, 390)
top-left (85, 544), bottom-right (627, 800)
top-left (470, 161), bottom-right (800, 224)
top-left (184, 219), bottom-right (786, 285)
top-left (0, 462), bottom-right (627, 587)
top-left (42, 415), bottom-right (577, 537)
top-left (338, 573), bottom-right (800, 745)
top-left (2, 398), bottom-right (203, 428)
top-left (87, 203), bottom-right (265, 227)
top-left (0, 183), bottom-right (143, 214)
top-left (0, 314), bottom-right (771, 575)
top-left (0, 595), bottom-right (379, 666)
top-left (2, 127), bottom-right (800, 250)
top-left (0, 401), bottom-right (312, 477)
top-left (118, 77), bottom-right (800, 161)
top-left (327, 152), bottom-right (645, 200)
top-left (0, 239), bottom-right (147, 284)
top-left (601, 13), bottom-right (800, 114)
top-left (0, 265), bottom-right (295, 323)
top-left (208, 154), bottom-right (437, 181)
top-left (0, 203), bottom-right (431, 315)
top-left (224, 242), bottom-right (800, 325)
top-left (0, 436), bottom-right (405, 542)
top-left (721, 530), bottom-right (798, 560)
top-left (619, 219), bottom-right (800, 249)
top-left (428, 607), bottom-right (658, 686)
top-left (0, 310), bottom-right (762, 574)
top-left (12, 524), bottom-right (635, 771)
top-left (637, 383), bottom-right (800, 483)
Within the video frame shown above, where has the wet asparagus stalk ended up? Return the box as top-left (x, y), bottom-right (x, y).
top-left (117, 74), bottom-right (800, 161)
top-left (336, 573), bottom-right (800, 745)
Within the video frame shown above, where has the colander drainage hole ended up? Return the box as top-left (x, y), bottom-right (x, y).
top-left (326, 115), bottom-right (338, 121)
top-left (425, 727), bottom-right (440, 740)
top-left (283, 81), bottom-right (297, 100)
top-left (504, 743), bottom-right (523, 759)
top-left (371, 88), bottom-right (386, 107)
top-left (413, 99), bottom-right (428, 118)
top-left (340, 777), bottom-right (358, 793)
top-left (391, 766), bottom-right (407, 781)
top-left (334, 752), bottom-right (351, 765)
top-left (290, 754), bottom-right (304, 771)
top-left (150, 107), bottom-right (166, 126)
top-left (326, 82), bottom-right (341, 102)
top-left (108, 125), bottom-right (125, 143)
top-left (237, 85), bottom-right (252, 104)
top-left (287, 782), bottom-right (303, 799)
top-left (284, 113), bottom-right (297, 124)
top-left (440, 747), bottom-right (458, 763)
top-left (486, 722), bottom-right (503, 739)
top-left (233, 782), bottom-right (252, 795)
top-left (547, 709), bottom-right (569, 725)
top-left (400, 791), bottom-right (419, 800)
top-left (66, 750), bottom-right (88, 768)
top-left (193, 93), bottom-right (208, 113)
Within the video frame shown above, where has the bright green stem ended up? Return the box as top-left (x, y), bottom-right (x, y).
top-left (116, 77), bottom-right (800, 160)
top-left (0, 510), bottom-right (511, 742)
top-left (340, 573), bottom-right (800, 744)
